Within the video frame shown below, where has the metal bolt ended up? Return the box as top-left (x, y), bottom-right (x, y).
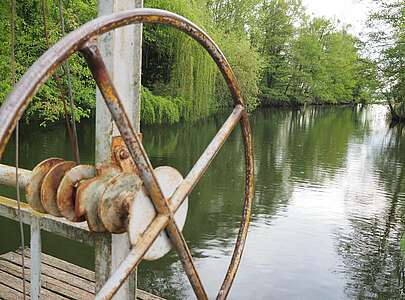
top-left (119, 149), bottom-right (130, 160)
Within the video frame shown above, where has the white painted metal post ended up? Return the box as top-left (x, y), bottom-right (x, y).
top-left (96, 1), bottom-right (143, 299)
top-left (30, 216), bottom-right (41, 300)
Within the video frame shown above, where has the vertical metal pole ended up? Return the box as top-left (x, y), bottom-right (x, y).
top-left (95, 233), bottom-right (112, 292)
top-left (96, 1), bottom-right (143, 299)
top-left (30, 217), bottom-right (41, 300)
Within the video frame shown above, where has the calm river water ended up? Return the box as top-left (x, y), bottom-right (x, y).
top-left (1, 105), bottom-right (405, 299)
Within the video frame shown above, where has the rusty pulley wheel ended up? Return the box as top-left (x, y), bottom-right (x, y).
top-left (0, 8), bottom-right (254, 300)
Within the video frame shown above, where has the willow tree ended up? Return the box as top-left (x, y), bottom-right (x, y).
top-left (206, 0), bottom-right (260, 33)
top-left (144, 0), bottom-right (261, 121)
top-left (205, 0), bottom-right (262, 110)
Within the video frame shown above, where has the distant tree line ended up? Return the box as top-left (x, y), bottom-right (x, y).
top-left (0, 0), bottom-right (400, 126)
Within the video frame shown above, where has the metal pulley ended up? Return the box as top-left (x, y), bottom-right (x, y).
top-left (58, 164), bottom-right (96, 222)
top-left (26, 158), bottom-right (64, 213)
top-left (75, 164), bottom-right (120, 231)
top-left (24, 143), bottom-right (189, 260)
top-left (129, 166), bottom-right (188, 260)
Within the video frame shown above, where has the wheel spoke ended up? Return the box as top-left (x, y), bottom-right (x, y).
top-left (171, 105), bottom-right (244, 212)
top-left (81, 40), bottom-right (208, 299)
top-left (166, 220), bottom-right (208, 299)
top-left (81, 40), bottom-right (165, 204)
top-left (96, 214), bottom-right (169, 300)
top-left (167, 106), bottom-right (244, 300)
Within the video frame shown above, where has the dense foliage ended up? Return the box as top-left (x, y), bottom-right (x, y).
top-left (366, 0), bottom-right (404, 122)
top-left (253, 0), bottom-right (378, 106)
top-left (0, 0), bottom-right (387, 125)
top-left (0, 0), bottom-right (97, 126)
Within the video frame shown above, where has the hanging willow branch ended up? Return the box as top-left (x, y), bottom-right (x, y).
top-left (58, 0), bottom-right (81, 164)
top-left (41, 0), bottom-right (76, 158)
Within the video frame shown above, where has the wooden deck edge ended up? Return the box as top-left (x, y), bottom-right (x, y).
top-left (0, 249), bottom-right (165, 300)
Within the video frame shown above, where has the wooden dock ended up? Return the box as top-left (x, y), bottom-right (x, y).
top-left (0, 249), bottom-right (163, 300)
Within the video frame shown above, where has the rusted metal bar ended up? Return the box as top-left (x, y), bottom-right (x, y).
top-left (80, 42), bottom-right (162, 206)
top-left (171, 105), bottom-right (244, 213)
top-left (96, 3), bottom-right (144, 296)
top-left (165, 223), bottom-right (207, 298)
top-left (217, 112), bottom-right (254, 300)
top-left (0, 196), bottom-right (96, 246)
top-left (0, 164), bottom-right (31, 189)
top-left (96, 214), bottom-right (168, 300)
top-left (81, 41), bottom-right (208, 300)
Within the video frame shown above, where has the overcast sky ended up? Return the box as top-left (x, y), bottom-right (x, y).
top-left (301, 0), bottom-right (376, 37)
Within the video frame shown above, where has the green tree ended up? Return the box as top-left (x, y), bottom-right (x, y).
top-left (255, 1), bottom-right (377, 106)
top-left (206, 0), bottom-right (260, 33)
top-left (0, 0), bottom-right (382, 125)
top-left (144, 0), bottom-right (261, 118)
top-left (0, 0), bottom-right (96, 126)
top-left (367, 0), bottom-right (405, 122)
top-left (352, 55), bottom-right (379, 105)
top-left (253, 0), bottom-right (303, 105)
top-left (281, 17), bottom-right (370, 105)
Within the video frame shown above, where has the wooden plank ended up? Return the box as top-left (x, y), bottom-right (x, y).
top-left (0, 250), bottom-right (164, 300)
top-left (3, 252), bottom-right (94, 293)
top-left (21, 250), bottom-right (164, 299)
top-left (0, 269), bottom-right (68, 300)
top-left (136, 290), bottom-right (165, 300)
top-left (0, 282), bottom-right (25, 300)
top-left (19, 248), bottom-right (95, 282)
top-left (0, 259), bottom-right (93, 300)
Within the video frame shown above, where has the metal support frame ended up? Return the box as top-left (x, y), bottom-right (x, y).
top-left (30, 216), bottom-right (41, 300)
top-left (96, 1), bottom-right (143, 299)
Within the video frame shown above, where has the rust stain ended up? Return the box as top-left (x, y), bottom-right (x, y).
top-left (57, 165), bottom-right (96, 222)
top-left (75, 165), bottom-right (120, 232)
top-left (41, 161), bottom-right (76, 217)
top-left (26, 158), bottom-right (64, 213)
top-left (112, 136), bottom-right (142, 175)
top-left (99, 173), bottom-right (142, 234)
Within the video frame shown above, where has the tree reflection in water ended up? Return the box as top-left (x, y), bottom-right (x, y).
top-left (337, 112), bottom-right (405, 299)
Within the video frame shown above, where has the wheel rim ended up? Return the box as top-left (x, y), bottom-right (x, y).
top-left (0, 8), bottom-right (254, 300)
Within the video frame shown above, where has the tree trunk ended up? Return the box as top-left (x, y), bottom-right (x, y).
top-left (387, 98), bottom-right (399, 122)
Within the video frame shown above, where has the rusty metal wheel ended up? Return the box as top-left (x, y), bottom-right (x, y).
top-left (0, 9), bottom-right (254, 300)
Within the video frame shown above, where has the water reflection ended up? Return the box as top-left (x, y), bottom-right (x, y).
top-left (1, 105), bottom-right (404, 299)
top-left (337, 113), bottom-right (405, 299)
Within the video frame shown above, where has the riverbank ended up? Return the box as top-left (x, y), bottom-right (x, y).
top-left (20, 100), bottom-right (384, 130)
